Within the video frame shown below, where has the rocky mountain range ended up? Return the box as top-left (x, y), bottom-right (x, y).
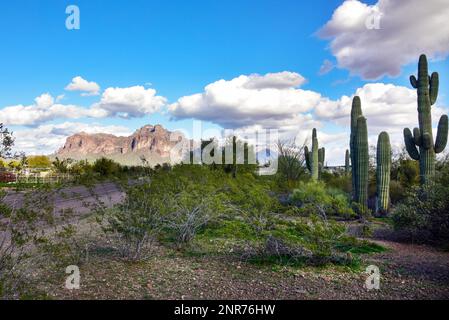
top-left (56, 124), bottom-right (189, 166)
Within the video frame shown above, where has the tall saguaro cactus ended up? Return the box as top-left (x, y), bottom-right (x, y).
top-left (345, 149), bottom-right (350, 175)
top-left (305, 128), bottom-right (319, 181)
top-left (354, 116), bottom-right (369, 210)
top-left (318, 147), bottom-right (325, 179)
top-left (350, 96), bottom-right (369, 210)
top-left (376, 132), bottom-right (391, 214)
top-left (404, 54), bottom-right (448, 184)
top-left (350, 97), bottom-right (363, 199)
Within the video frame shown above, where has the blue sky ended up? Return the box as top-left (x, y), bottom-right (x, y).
top-left (1, 0), bottom-right (448, 164)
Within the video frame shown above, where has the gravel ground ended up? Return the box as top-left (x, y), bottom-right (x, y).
top-left (37, 237), bottom-right (449, 300)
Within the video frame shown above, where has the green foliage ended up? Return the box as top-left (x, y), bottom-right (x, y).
top-left (93, 157), bottom-right (121, 176)
top-left (38, 224), bottom-right (89, 268)
top-left (97, 183), bottom-right (164, 260)
top-left (27, 155), bottom-right (52, 168)
top-left (52, 157), bottom-right (72, 173)
top-left (0, 123), bottom-right (15, 159)
top-left (289, 182), bottom-right (355, 219)
top-left (392, 181), bottom-right (449, 245)
top-left (243, 215), bottom-right (372, 267)
top-left (199, 136), bottom-right (257, 178)
top-left (1, 186), bottom-right (55, 298)
top-left (321, 172), bottom-right (352, 194)
top-left (389, 180), bottom-right (406, 204)
top-left (276, 140), bottom-right (307, 188)
top-left (398, 159), bottom-right (420, 186)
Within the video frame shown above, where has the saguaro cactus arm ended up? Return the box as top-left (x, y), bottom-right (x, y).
top-left (435, 115), bottom-right (449, 153)
top-left (404, 128), bottom-right (420, 160)
top-left (422, 133), bottom-right (433, 150)
top-left (410, 75), bottom-right (418, 89)
top-left (304, 146), bottom-right (311, 172)
top-left (413, 127), bottom-right (422, 146)
top-left (345, 149), bottom-right (350, 174)
top-left (318, 148), bottom-right (325, 165)
top-left (429, 72), bottom-right (439, 105)
top-left (311, 128), bottom-right (319, 180)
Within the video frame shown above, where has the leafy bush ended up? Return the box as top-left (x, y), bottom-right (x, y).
top-left (97, 184), bottom-right (164, 260)
top-left (0, 187), bottom-right (55, 298)
top-left (243, 215), bottom-right (356, 267)
top-left (322, 173), bottom-right (352, 194)
top-left (163, 190), bottom-right (224, 247)
top-left (27, 155), bottom-right (52, 168)
top-left (389, 180), bottom-right (406, 204)
top-left (98, 166), bottom-right (231, 253)
top-left (392, 182), bottom-right (449, 245)
top-left (275, 140), bottom-right (307, 187)
top-left (93, 158), bottom-right (121, 177)
top-left (289, 182), bottom-right (355, 218)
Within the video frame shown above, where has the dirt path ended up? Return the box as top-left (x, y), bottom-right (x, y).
top-left (367, 240), bottom-right (449, 289)
top-left (39, 237), bottom-right (449, 300)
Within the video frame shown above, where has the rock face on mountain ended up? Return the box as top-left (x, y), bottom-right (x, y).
top-left (56, 125), bottom-right (187, 165)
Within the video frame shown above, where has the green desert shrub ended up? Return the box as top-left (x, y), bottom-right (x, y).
top-left (102, 165), bottom-right (230, 251)
top-left (243, 215), bottom-right (358, 267)
top-left (389, 180), bottom-right (406, 204)
top-left (97, 184), bottom-right (164, 260)
top-left (392, 182), bottom-right (449, 245)
top-left (322, 173), bottom-right (352, 194)
top-left (289, 182), bottom-right (355, 218)
top-left (93, 157), bottom-right (121, 177)
top-left (163, 189), bottom-right (225, 247)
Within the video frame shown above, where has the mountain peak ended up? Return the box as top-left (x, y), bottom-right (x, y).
top-left (56, 124), bottom-right (186, 165)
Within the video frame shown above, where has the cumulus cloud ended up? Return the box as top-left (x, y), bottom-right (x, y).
top-left (13, 122), bottom-right (132, 155)
top-left (315, 82), bottom-right (447, 132)
top-left (65, 76), bottom-right (101, 96)
top-left (0, 93), bottom-right (105, 126)
top-left (318, 0), bottom-right (449, 79)
top-left (169, 71), bottom-right (448, 165)
top-left (169, 72), bottom-right (322, 130)
top-left (0, 86), bottom-right (167, 126)
top-left (92, 86), bottom-right (167, 118)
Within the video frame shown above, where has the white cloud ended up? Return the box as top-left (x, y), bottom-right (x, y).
top-left (92, 86), bottom-right (167, 118)
top-left (169, 72), bottom-right (322, 130)
top-left (169, 72), bottom-right (448, 166)
top-left (13, 122), bottom-right (132, 155)
top-left (316, 82), bottom-right (447, 132)
top-left (0, 86), bottom-right (167, 126)
top-left (65, 76), bottom-right (101, 96)
top-left (318, 0), bottom-right (449, 79)
top-left (0, 93), bottom-right (105, 126)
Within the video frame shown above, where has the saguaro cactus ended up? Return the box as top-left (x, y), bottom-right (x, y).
top-left (350, 97), bottom-right (363, 199)
top-left (404, 54), bottom-right (448, 184)
top-left (305, 128), bottom-right (319, 181)
top-left (376, 132), bottom-right (391, 214)
top-left (345, 149), bottom-right (350, 175)
top-left (318, 147), bottom-right (325, 178)
top-left (354, 116), bottom-right (369, 210)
